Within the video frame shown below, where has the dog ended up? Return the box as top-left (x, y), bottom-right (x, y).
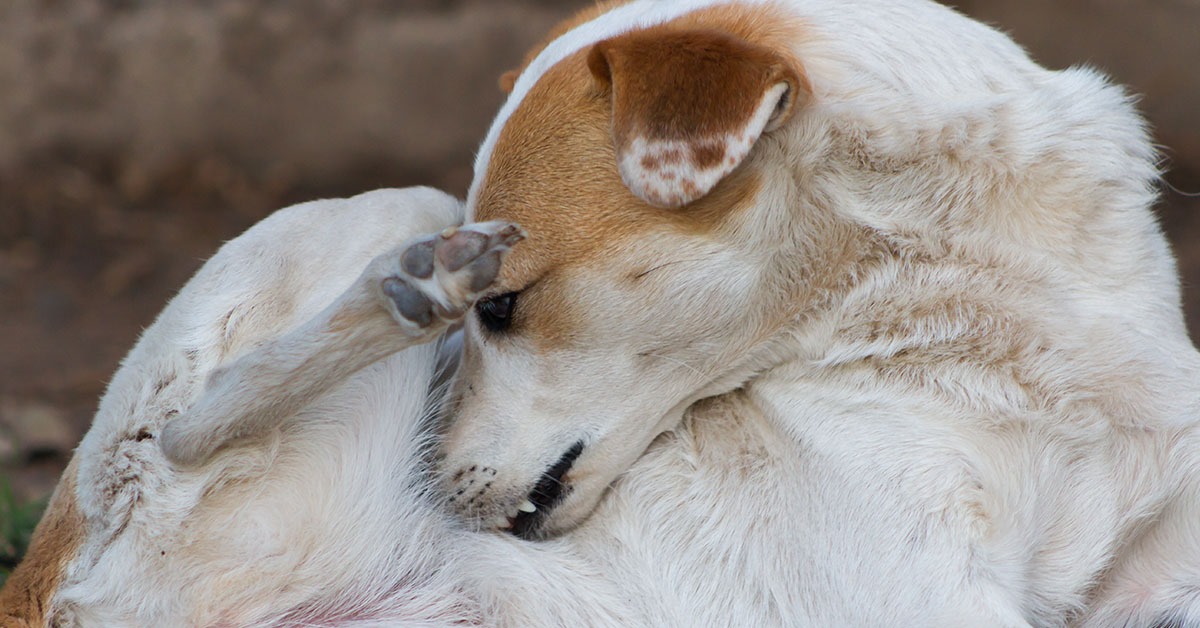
top-left (437, 0), bottom-right (1200, 625)
top-left (5, 0), bottom-right (1200, 625)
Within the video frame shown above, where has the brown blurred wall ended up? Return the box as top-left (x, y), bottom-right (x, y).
top-left (1, 0), bottom-right (1197, 500)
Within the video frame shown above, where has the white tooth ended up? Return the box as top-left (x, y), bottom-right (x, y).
top-left (517, 500), bottom-right (537, 513)
top-left (496, 517), bottom-right (513, 530)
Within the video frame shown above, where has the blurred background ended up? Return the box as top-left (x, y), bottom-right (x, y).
top-left (0, 0), bottom-right (1197, 512)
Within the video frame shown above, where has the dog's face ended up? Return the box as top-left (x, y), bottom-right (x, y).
top-left (439, 6), bottom-right (822, 537)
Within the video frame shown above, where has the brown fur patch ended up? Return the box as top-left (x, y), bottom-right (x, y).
top-left (690, 140), bottom-right (728, 170)
top-left (473, 5), bottom-right (807, 348)
top-left (474, 47), bottom-right (763, 347)
top-left (588, 25), bottom-right (805, 145)
top-left (0, 456), bottom-right (85, 626)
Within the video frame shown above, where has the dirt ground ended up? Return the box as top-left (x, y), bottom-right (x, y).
top-left (1, 0), bottom-right (1198, 508)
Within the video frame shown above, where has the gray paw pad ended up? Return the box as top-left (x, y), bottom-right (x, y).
top-left (436, 229), bottom-right (491, 272)
top-left (466, 250), bottom-right (504, 292)
top-left (382, 276), bottom-right (433, 327)
top-left (400, 240), bottom-right (435, 279)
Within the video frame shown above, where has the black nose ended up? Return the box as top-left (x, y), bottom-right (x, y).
top-left (511, 440), bottom-right (585, 539)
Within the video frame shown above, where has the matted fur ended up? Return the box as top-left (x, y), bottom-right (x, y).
top-left (3, 0), bottom-right (1199, 626)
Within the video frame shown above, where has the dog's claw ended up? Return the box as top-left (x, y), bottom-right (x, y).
top-left (382, 221), bottom-right (524, 330)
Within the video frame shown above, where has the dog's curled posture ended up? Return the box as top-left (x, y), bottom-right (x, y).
top-left (4, 0), bottom-right (1200, 626)
top-left (439, 0), bottom-right (1200, 625)
top-left (5, 186), bottom-right (703, 627)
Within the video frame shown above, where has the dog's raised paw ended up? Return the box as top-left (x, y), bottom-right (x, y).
top-left (380, 221), bottom-right (524, 330)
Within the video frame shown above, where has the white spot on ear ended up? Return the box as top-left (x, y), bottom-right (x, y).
top-left (617, 82), bottom-right (790, 208)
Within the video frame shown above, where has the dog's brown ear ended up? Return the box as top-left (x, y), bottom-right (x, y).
top-left (588, 28), bottom-right (808, 208)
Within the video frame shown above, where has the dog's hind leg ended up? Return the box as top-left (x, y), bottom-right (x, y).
top-left (158, 220), bottom-right (523, 467)
top-left (0, 188), bottom-right (519, 624)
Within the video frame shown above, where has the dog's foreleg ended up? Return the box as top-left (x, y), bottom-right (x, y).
top-left (159, 222), bottom-right (523, 467)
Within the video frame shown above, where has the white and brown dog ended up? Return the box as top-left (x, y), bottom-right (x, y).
top-left (444, 0), bottom-right (1200, 624)
top-left (5, 0), bottom-right (1200, 626)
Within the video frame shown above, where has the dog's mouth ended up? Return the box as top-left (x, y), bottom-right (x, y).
top-left (509, 440), bottom-right (584, 540)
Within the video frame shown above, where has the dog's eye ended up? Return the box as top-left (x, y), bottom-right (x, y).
top-left (476, 292), bottom-right (517, 333)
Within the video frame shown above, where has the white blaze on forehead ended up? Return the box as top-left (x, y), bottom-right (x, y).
top-left (466, 0), bottom-right (780, 217)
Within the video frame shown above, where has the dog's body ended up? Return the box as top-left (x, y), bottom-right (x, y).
top-left (5, 0), bottom-right (1200, 626)
top-left (442, 0), bottom-right (1200, 625)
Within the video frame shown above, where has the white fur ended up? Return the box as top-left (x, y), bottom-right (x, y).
top-left (18, 0), bottom-right (1200, 626)
top-left (446, 0), bottom-right (1200, 625)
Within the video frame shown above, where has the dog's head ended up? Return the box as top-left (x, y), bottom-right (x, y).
top-left (439, 3), bottom-right (826, 537)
